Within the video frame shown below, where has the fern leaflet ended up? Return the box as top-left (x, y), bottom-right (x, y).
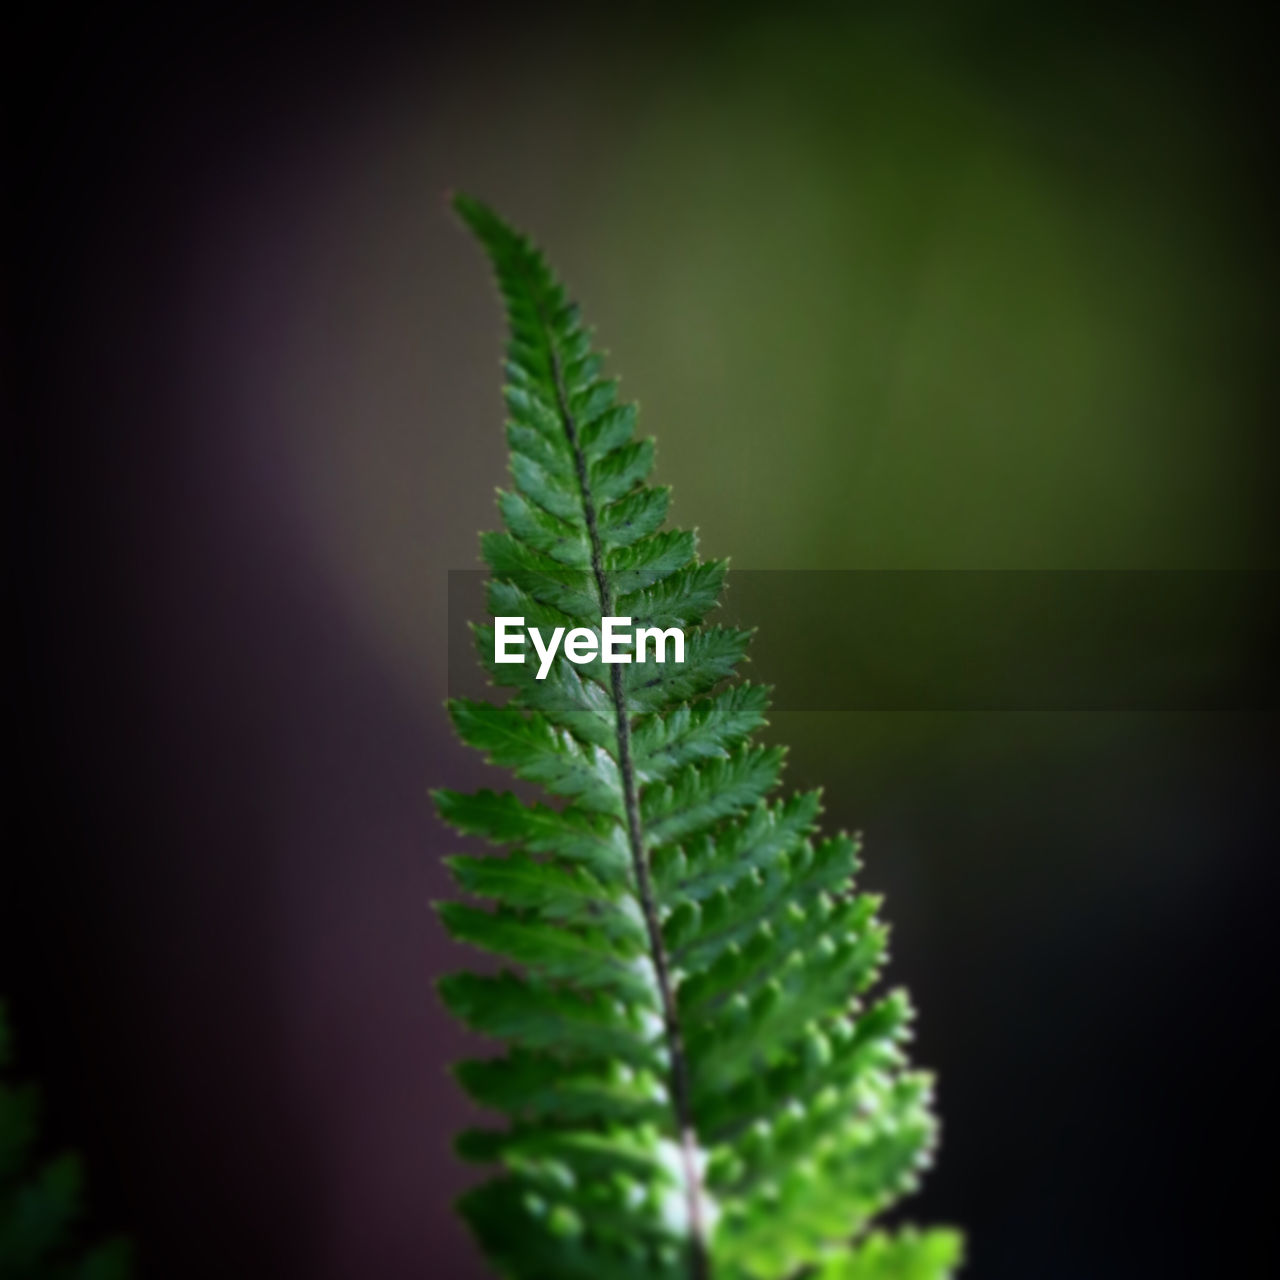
top-left (434, 195), bottom-right (962, 1280)
top-left (0, 1003), bottom-right (132, 1280)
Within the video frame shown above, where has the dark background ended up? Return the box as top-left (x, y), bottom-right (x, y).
top-left (9, 2), bottom-right (1278, 1277)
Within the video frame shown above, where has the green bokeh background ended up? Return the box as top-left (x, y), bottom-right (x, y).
top-left (588, 18), bottom-right (1269, 574)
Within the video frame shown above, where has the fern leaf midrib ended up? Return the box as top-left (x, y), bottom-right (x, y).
top-left (444, 196), bottom-right (958, 1280)
top-left (528, 274), bottom-right (712, 1279)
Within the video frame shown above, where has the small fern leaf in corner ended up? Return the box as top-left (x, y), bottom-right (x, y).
top-left (0, 1003), bottom-right (133, 1280)
top-left (433, 195), bottom-right (962, 1280)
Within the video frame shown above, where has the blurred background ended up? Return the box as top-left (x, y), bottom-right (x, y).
top-left (10, 1), bottom-right (1277, 1276)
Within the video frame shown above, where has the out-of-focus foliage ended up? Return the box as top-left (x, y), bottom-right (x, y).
top-left (587, 12), bottom-right (1265, 575)
top-left (433, 198), bottom-right (960, 1278)
top-left (0, 1005), bottom-right (131, 1280)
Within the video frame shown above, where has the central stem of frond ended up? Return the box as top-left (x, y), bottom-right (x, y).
top-left (535, 296), bottom-right (710, 1279)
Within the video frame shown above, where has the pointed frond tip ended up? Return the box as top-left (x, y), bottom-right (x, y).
top-left (435, 197), bottom-right (961, 1277)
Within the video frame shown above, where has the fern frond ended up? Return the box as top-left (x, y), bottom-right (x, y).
top-left (0, 1003), bottom-right (132, 1280)
top-left (435, 195), bottom-right (961, 1279)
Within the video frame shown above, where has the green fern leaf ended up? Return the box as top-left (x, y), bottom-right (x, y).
top-left (435, 195), bottom-right (962, 1279)
top-left (0, 1004), bottom-right (132, 1280)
